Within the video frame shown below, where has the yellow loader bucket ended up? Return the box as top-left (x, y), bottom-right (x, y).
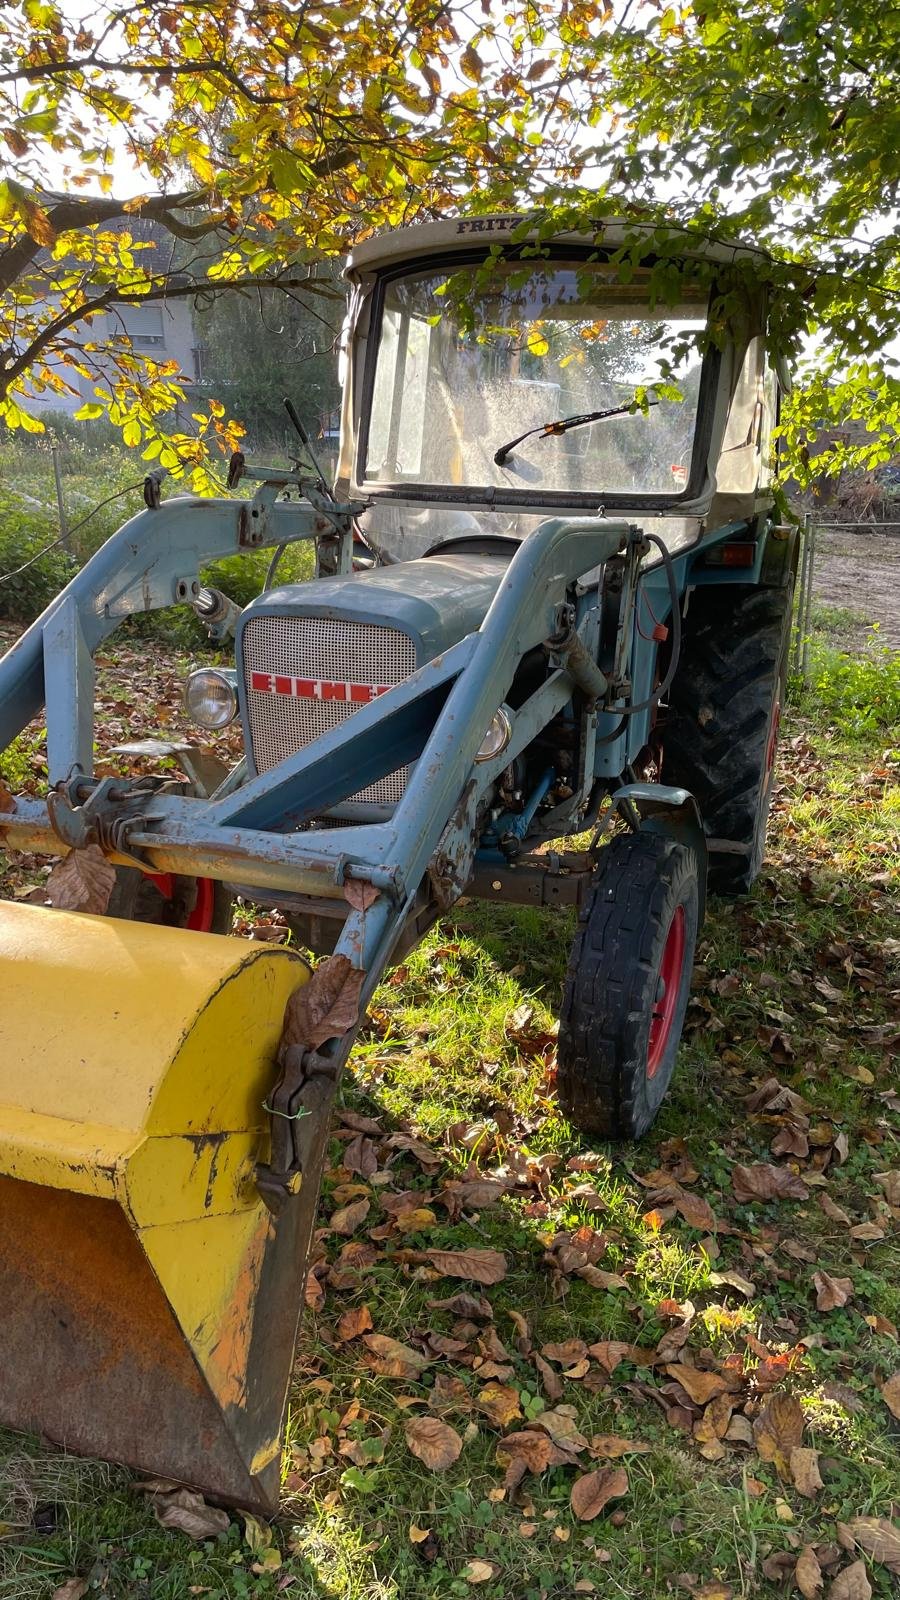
top-left (0, 902), bottom-right (313, 1512)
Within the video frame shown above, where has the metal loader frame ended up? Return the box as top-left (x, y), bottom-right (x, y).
top-left (0, 463), bottom-right (775, 1219)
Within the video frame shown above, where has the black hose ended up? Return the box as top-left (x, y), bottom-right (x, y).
top-left (613, 532), bottom-right (682, 716)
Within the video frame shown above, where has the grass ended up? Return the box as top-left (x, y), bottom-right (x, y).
top-left (0, 623), bottom-right (898, 1598)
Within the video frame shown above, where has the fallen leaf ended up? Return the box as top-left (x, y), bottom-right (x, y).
top-left (753, 1393), bottom-right (804, 1478)
top-left (665, 1364), bottom-right (730, 1405)
top-left (280, 952), bottom-right (363, 1054)
top-left (790, 1446), bottom-right (824, 1498)
top-left (541, 1339), bottom-right (588, 1365)
top-left (46, 844), bottom-right (115, 914)
top-left (873, 1171), bottom-right (900, 1207)
top-left (463, 1559), bottom-right (497, 1584)
top-left (0, 781), bottom-right (15, 813)
top-left (731, 1163), bottom-right (809, 1202)
top-left (846, 1517), bottom-right (900, 1574)
top-left (362, 1333), bottom-right (429, 1377)
top-left (589, 1435), bottom-right (651, 1458)
top-left (426, 1247), bottom-right (507, 1285)
top-left (813, 1271), bottom-right (853, 1311)
top-left (336, 1305), bottom-right (373, 1341)
top-left (819, 1194), bottom-right (852, 1226)
top-left (153, 1487), bottom-right (231, 1540)
top-left (475, 1382), bottom-right (521, 1429)
top-left (495, 1430), bottom-right (552, 1477)
top-left (409, 1524), bottom-right (431, 1544)
top-left (588, 1341), bottom-right (657, 1372)
top-left (570, 1465), bottom-right (629, 1521)
top-left (880, 1373), bottom-right (900, 1419)
top-left (404, 1416), bottom-right (462, 1471)
top-left (796, 1545), bottom-right (824, 1598)
top-left (343, 1134), bottom-right (378, 1178)
top-left (828, 1562), bottom-right (871, 1600)
top-left (673, 1191), bottom-right (719, 1231)
top-left (51, 1583), bottom-right (88, 1600)
top-left (690, 1585), bottom-right (734, 1600)
top-left (849, 1222), bottom-right (884, 1243)
top-left (534, 1407), bottom-right (589, 1454)
top-left (343, 877), bottom-right (379, 911)
top-left (330, 1198), bottom-right (370, 1236)
top-left (709, 1269), bottom-right (756, 1298)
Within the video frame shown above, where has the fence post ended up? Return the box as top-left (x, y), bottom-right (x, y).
top-left (792, 513), bottom-right (810, 677)
top-left (800, 512), bottom-right (816, 681)
top-left (51, 445), bottom-right (69, 549)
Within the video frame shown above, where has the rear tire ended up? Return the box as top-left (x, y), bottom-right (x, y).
top-left (106, 869), bottom-right (232, 934)
top-left (557, 832), bottom-right (700, 1139)
top-left (662, 583), bottom-right (793, 895)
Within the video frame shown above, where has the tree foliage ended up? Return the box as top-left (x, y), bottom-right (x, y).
top-left (0, 0), bottom-right (898, 483)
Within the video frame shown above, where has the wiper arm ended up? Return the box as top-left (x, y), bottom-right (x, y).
top-left (493, 399), bottom-right (658, 467)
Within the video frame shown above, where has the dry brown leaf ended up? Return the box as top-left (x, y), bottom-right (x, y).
top-left (873, 1171), bottom-right (900, 1207)
top-left (880, 1373), bottom-right (900, 1419)
top-left (336, 1305), bottom-right (373, 1342)
top-left (588, 1340), bottom-right (656, 1372)
top-left (533, 1407), bottom-right (589, 1454)
top-left (828, 1562), bottom-right (872, 1600)
top-left (343, 877), bottom-right (380, 911)
top-left (463, 1560), bottom-right (497, 1584)
top-left (280, 952), bottom-right (364, 1055)
top-left (848, 1222), bottom-right (884, 1243)
top-left (475, 1382), bottom-right (521, 1429)
top-left (790, 1446), bottom-right (824, 1498)
top-left (673, 1190), bottom-right (719, 1231)
top-left (846, 1517), bottom-right (900, 1573)
top-left (690, 1585), bottom-right (733, 1600)
top-left (708, 1269), bottom-right (756, 1298)
top-left (153, 1487), bottom-right (231, 1540)
top-left (330, 1198), bottom-right (370, 1236)
top-left (403, 1415), bottom-right (462, 1471)
top-left (46, 844), bottom-right (115, 914)
top-left (532, 1352), bottom-right (563, 1401)
top-left (731, 1162), bottom-right (809, 1202)
top-left (361, 1333), bottom-right (429, 1377)
top-left (343, 1134), bottom-right (378, 1178)
top-left (590, 1435), bottom-right (650, 1458)
top-left (819, 1194), bottom-right (852, 1225)
top-left (426, 1247), bottom-right (507, 1285)
top-left (665, 1364), bottom-right (730, 1405)
top-left (570, 1465), bottom-right (629, 1522)
top-left (813, 1271), bottom-right (853, 1311)
top-left (541, 1338), bottom-right (588, 1365)
top-left (0, 781), bottom-right (15, 814)
top-left (495, 1430), bottom-right (552, 1475)
top-left (409, 1524), bottom-right (431, 1544)
top-left (51, 1583), bottom-right (88, 1600)
top-left (796, 1545), bottom-right (824, 1599)
top-left (753, 1393), bottom-right (804, 1478)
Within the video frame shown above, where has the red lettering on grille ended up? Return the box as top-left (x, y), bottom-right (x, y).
top-left (249, 670), bottom-right (390, 702)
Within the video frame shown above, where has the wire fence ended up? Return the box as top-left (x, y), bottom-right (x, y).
top-left (793, 516), bottom-right (900, 666)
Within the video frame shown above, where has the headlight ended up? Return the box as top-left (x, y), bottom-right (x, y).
top-left (183, 668), bottom-right (238, 729)
top-left (475, 706), bottom-right (512, 762)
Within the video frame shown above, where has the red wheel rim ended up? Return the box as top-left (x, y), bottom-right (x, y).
top-left (144, 872), bottom-right (216, 932)
top-left (647, 904), bottom-right (686, 1079)
top-left (764, 700), bottom-right (781, 784)
top-left (186, 876), bottom-right (216, 932)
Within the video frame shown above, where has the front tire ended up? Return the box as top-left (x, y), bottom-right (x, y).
top-left (557, 831), bottom-right (700, 1139)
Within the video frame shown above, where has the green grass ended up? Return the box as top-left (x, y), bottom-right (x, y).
top-left (0, 636), bottom-right (899, 1598)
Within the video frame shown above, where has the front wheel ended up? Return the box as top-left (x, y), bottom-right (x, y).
top-left (105, 869), bottom-right (232, 934)
top-left (557, 831), bottom-right (700, 1139)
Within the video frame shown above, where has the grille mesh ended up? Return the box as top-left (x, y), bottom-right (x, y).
top-left (241, 613), bottom-right (417, 805)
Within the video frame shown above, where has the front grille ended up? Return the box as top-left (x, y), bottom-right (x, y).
top-left (241, 613), bottom-right (417, 805)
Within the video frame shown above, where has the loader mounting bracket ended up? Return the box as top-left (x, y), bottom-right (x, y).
top-left (256, 1041), bottom-right (345, 1217)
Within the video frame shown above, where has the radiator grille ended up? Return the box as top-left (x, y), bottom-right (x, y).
top-left (241, 613), bottom-right (417, 805)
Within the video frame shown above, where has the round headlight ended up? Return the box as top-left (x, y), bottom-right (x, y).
top-left (183, 668), bottom-right (238, 729)
top-left (475, 706), bottom-right (512, 763)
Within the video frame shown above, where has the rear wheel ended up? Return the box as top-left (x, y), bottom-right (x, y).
top-left (662, 582), bottom-right (793, 895)
top-left (557, 831), bottom-right (700, 1139)
top-left (106, 869), bottom-right (232, 934)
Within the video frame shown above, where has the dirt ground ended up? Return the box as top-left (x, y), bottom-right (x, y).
top-left (810, 526), bottom-right (900, 649)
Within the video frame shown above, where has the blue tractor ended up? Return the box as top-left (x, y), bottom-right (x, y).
top-left (0, 217), bottom-right (796, 1509)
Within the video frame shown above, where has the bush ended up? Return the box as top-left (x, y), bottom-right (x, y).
top-left (801, 630), bottom-right (900, 735)
top-left (0, 491), bottom-right (75, 623)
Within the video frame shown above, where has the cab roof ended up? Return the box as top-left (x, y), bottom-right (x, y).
top-left (345, 215), bottom-right (767, 276)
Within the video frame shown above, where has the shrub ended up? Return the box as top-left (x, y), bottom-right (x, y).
top-left (0, 492), bottom-right (75, 623)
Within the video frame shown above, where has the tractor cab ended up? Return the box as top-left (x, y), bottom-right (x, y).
top-left (337, 216), bottom-right (780, 563)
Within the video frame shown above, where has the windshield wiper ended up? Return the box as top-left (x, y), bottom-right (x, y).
top-left (493, 399), bottom-right (658, 467)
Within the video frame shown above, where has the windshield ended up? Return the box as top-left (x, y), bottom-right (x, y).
top-left (361, 258), bottom-right (708, 500)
